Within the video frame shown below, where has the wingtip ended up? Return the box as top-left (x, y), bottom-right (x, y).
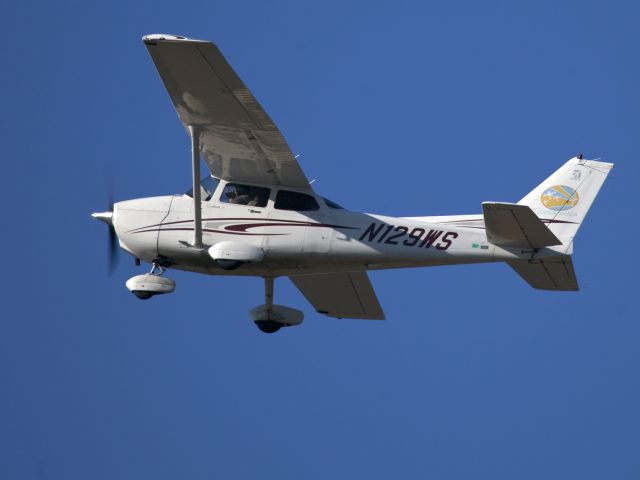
top-left (142, 33), bottom-right (208, 45)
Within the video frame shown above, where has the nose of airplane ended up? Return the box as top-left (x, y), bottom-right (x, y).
top-left (100, 196), bottom-right (172, 263)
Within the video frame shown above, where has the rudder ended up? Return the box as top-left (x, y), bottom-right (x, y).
top-left (517, 156), bottom-right (614, 245)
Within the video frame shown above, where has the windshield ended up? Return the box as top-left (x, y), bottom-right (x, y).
top-left (185, 176), bottom-right (220, 201)
top-left (322, 197), bottom-right (345, 209)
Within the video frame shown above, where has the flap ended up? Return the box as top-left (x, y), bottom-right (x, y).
top-left (482, 202), bottom-right (562, 249)
top-left (289, 272), bottom-right (385, 320)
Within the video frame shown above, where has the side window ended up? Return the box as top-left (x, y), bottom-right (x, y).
top-left (275, 190), bottom-right (320, 211)
top-left (220, 183), bottom-right (270, 207)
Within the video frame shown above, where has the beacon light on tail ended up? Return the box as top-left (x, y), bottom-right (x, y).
top-left (92, 33), bottom-right (614, 333)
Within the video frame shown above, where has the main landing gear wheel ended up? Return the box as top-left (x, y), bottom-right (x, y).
top-left (250, 277), bottom-right (304, 334)
top-left (133, 291), bottom-right (154, 300)
top-left (215, 259), bottom-right (244, 271)
top-left (254, 320), bottom-right (283, 334)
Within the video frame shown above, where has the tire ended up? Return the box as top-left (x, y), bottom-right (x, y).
top-left (215, 259), bottom-right (244, 271)
top-left (132, 291), bottom-right (154, 300)
top-left (255, 320), bottom-right (282, 333)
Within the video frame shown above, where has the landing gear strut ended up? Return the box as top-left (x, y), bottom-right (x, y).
top-left (255, 277), bottom-right (281, 333)
top-left (250, 277), bottom-right (304, 334)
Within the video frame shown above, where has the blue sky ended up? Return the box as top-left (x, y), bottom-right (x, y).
top-left (2, 1), bottom-right (639, 478)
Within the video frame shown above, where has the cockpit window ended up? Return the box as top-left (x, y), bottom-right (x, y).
top-left (221, 183), bottom-right (270, 207)
top-left (275, 190), bottom-right (320, 211)
top-left (185, 176), bottom-right (220, 201)
top-left (323, 197), bottom-right (344, 209)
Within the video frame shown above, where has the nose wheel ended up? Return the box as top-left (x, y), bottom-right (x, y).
top-left (125, 262), bottom-right (176, 299)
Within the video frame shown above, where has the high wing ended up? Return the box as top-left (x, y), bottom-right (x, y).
top-left (143, 34), bottom-right (310, 189)
top-left (289, 272), bottom-right (385, 320)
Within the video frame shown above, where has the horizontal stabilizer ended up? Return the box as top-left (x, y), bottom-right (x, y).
top-left (508, 256), bottom-right (578, 291)
top-left (482, 202), bottom-right (562, 249)
top-left (289, 271), bottom-right (385, 320)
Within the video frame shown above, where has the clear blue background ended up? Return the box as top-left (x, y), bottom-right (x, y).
top-left (2, 1), bottom-right (638, 478)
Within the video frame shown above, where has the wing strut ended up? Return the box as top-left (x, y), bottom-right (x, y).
top-left (189, 125), bottom-right (203, 248)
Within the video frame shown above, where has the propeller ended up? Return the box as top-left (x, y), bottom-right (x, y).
top-left (92, 194), bottom-right (119, 275)
top-left (106, 194), bottom-right (119, 275)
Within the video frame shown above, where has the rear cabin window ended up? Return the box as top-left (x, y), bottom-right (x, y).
top-left (220, 183), bottom-right (270, 207)
top-left (274, 190), bottom-right (320, 211)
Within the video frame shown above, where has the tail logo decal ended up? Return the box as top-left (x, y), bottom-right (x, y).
top-left (540, 185), bottom-right (579, 211)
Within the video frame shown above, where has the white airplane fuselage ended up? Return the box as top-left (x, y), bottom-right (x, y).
top-left (92, 34), bottom-right (612, 331)
top-left (113, 179), bottom-right (565, 278)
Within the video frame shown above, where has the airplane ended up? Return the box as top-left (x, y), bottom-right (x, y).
top-left (92, 33), bottom-right (614, 334)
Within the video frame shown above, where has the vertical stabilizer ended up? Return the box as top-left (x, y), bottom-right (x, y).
top-left (517, 157), bottom-right (613, 245)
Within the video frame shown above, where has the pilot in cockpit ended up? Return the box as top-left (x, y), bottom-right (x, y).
top-left (222, 183), bottom-right (270, 207)
top-left (226, 185), bottom-right (253, 205)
